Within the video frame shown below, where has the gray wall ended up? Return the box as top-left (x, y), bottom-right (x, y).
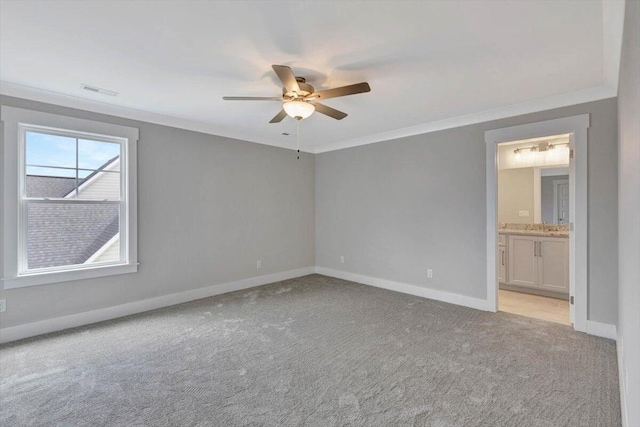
top-left (541, 175), bottom-right (569, 224)
top-left (0, 96), bottom-right (315, 329)
top-left (617, 1), bottom-right (640, 425)
top-left (0, 97), bottom-right (620, 329)
top-left (316, 98), bottom-right (618, 324)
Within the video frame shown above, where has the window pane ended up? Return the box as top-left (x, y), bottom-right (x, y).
top-left (25, 168), bottom-right (121, 200)
top-left (26, 131), bottom-right (76, 168)
top-left (78, 139), bottom-right (121, 171)
top-left (26, 165), bottom-right (121, 200)
top-left (27, 202), bottom-right (120, 269)
top-left (26, 167), bottom-right (77, 198)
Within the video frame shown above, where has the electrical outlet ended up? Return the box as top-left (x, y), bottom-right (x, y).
top-left (256, 260), bottom-right (262, 269)
top-left (340, 256), bottom-right (345, 264)
top-left (0, 299), bottom-right (6, 313)
top-left (518, 210), bottom-right (530, 217)
top-left (427, 269), bottom-right (433, 279)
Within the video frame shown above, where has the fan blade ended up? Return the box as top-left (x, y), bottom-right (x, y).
top-left (269, 109), bottom-right (288, 123)
top-left (223, 96), bottom-right (283, 101)
top-left (272, 65), bottom-right (301, 93)
top-left (308, 82), bottom-right (370, 101)
top-left (312, 102), bottom-right (348, 120)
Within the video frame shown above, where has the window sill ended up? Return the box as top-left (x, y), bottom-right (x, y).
top-left (2, 263), bottom-right (138, 289)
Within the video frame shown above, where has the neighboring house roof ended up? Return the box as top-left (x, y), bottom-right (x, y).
top-left (27, 175), bottom-right (77, 198)
top-left (27, 203), bottom-right (119, 269)
top-left (63, 155), bottom-right (119, 198)
top-left (25, 157), bottom-right (120, 270)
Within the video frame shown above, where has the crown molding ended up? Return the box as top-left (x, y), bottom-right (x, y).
top-left (602, 0), bottom-right (626, 91)
top-left (0, 81), bottom-right (316, 154)
top-left (2, 81), bottom-right (617, 156)
top-left (314, 85), bottom-right (616, 153)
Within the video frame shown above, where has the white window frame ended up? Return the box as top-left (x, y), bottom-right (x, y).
top-left (1, 106), bottom-right (138, 289)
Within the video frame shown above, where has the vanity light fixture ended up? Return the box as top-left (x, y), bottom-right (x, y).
top-left (513, 141), bottom-right (569, 155)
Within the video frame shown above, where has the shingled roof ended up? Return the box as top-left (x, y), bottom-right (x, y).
top-left (25, 159), bottom-right (120, 270)
top-left (26, 175), bottom-right (77, 198)
top-left (27, 203), bottom-right (119, 269)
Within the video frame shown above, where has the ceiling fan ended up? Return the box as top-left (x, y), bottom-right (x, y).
top-left (223, 65), bottom-right (371, 123)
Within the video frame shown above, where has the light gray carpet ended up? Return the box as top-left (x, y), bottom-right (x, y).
top-left (0, 274), bottom-right (620, 426)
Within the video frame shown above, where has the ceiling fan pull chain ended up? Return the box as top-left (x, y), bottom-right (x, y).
top-left (297, 119), bottom-right (300, 160)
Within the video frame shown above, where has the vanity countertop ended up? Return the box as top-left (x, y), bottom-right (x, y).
top-left (498, 223), bottom-right (569, 238)
top-left (499, 229), bottom-right (569, 238)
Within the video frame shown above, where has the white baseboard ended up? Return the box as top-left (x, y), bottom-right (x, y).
top-left (1, 266), bottom-right (617, 344)
top-left (315, 267), bottom-right (492, 312)
top-left (586, 320), bottom-right (617, 340)
top-left (0, 267), bottom-right (315, 344)
top-left (316, 268), bottom-right (619, 341)
top-left (617, 336), bottom-right (629, 427)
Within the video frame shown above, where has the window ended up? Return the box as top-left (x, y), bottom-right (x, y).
top-left (23, 128), bottom-right (124, 270)
top-left (2, 107), bottom-right (138, 288)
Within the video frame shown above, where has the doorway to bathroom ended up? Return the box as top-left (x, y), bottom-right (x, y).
top-left (485, 115), bottom-right (589, 332)
top-left (496, 137), bottom-right (571, 325)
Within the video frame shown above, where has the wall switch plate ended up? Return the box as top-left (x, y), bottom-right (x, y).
top-left (0, 299), bottom-right (6, 313)
top-left (256, 260), bottom-right (261, 269)
top-left (519, 210), bottom-right (530, 217)
top-left (427, 269), bottom-right (433, 279)
top-left (340, 256), bottom-right (345, 264)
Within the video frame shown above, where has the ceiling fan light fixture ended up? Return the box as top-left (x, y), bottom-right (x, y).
top-left (223, 65), bottom-right (370, 123)
top-left (283, 100), bottom-right (315, 120)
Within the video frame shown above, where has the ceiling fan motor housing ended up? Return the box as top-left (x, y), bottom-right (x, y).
top-left (283, 77), bottom-right (314, 98)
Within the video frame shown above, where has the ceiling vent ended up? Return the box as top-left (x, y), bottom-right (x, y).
top-left (81, 84), bottom-right (118, 96)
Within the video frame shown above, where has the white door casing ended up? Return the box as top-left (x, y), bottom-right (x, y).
top-left (485, 114), bottom-right (588, 332)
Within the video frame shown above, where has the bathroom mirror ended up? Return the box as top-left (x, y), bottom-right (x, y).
top-left (498, 166), bottom-right (569, 225)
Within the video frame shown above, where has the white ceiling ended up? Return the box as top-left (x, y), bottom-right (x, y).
top-left (0, 1), bottom-right (625, 153)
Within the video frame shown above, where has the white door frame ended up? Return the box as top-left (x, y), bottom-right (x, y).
top-left (553, 179), bottom-right (570, 224)
top-left (485, 114), bottom-right (589, 333)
